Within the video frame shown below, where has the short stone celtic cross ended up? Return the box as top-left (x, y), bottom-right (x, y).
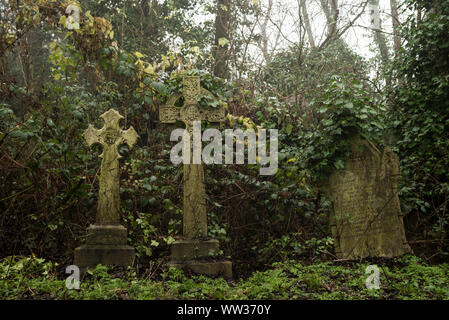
top-left (83, 109), bottom-right (139, 225)
top-left (74, 108), bottom-right (138, 269)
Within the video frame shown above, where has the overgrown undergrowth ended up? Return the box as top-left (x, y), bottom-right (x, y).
top-left (1, 255), bottom-right (448, 300)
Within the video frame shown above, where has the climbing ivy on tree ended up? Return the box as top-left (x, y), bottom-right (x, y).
top-left (390, 0), bottom-right (449, 241)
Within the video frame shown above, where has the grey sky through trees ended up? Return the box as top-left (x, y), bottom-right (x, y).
top-left (182, 0), bottom-right (401, 76)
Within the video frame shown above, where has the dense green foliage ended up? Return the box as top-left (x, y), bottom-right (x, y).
top-left (390, 0), bottom-right (449, 250)
top-left (1, 255), bottom-right (448, 299)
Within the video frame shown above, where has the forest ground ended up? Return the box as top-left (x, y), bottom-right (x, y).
top-left (1, 254), bottom-right (448, 300)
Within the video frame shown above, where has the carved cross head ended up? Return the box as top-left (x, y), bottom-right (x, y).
top-left (159, 76), bottom-right (225, 131)
top-left (183, 76), bottom-right (201, 104)
top-left (84, 109), bottom-right (139, 159)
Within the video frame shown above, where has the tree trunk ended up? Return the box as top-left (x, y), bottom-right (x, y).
top-left (319, 0), bottom-right (339, 41)
top-left (369, 0), bottom-right (390, 68)
top-left (260, 0), bottom-right (273, 63)
top-left (299, 0), bottom-right (315, 48)
top-left (213, 0), bottom-right (231, 79)
top-left (329, 0), bottom-right (339, 38)
top-left (390, 0), bottom-right (401, 55)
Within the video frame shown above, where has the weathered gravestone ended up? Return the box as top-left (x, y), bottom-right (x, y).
top-left (159, 76), bottom-right (232, 278)
top-left (74, 109), bottom-right (139, 268)
top-left (321, 136), bottom-right (411, 259)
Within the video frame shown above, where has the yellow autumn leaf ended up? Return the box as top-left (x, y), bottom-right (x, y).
top-left (134, 51), bottom-right (145, 59)
top-left (226, 113), bottom-right (235, 126)
top-left (144, 64), bottom-right (154, 74)
top-left (218, 37), bottom-right (229, 47)
top-left (33, 14), bottom-right (41, 27)
top-left (59, 15), bottom-right (67, 26)
top-left (191, 46), bottom-right (200, 54)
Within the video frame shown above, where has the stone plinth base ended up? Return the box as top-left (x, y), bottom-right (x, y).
top-left (74, 245), bottom-right (135, 267)
top-left (170, 239), bottom-right (220, 260)
top-left (168, 260), bottom-right (232, 279)
top-left (74, 224), bottom-right (135, 268)
top-left (168, 239), bottom-right (232, 279)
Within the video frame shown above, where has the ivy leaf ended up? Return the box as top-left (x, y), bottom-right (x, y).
top-left (165, 236), bottom-right (175, 245)
top-left (334, 159), bottom-right (345, 169)
top-left (318, 105), bottom-right (328, 113)
top-left (144, 95), bottom-right (152, 104)
top-left (344, 102), bottom-right (353, 109)
top-left (150, 240), bottom-right (159, 247)
top-left (151, 81), bottom-right (166, 94)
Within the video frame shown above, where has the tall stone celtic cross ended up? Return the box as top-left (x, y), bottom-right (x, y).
top-left (159, 76), bottom-right (225, 238)
top-left (84, 109), bottom-right (139, 225)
